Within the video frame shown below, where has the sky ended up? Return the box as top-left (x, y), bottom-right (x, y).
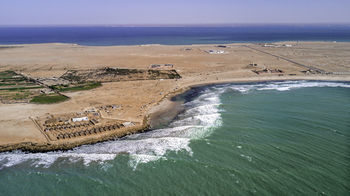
top-left (1, 0), bottom-right (350, 26)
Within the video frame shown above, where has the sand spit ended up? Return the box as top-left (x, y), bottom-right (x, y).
top-left (0, 42), bottom-right (349, 152)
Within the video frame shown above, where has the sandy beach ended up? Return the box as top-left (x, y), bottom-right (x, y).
top-left (0, 41), bottom-right (349, 152)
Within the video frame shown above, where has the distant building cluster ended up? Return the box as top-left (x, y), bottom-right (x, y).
top-left (206, 50), bottom-right (227, 54)
top-left (150, 64), bottom-right (174, 69)
top-left (261, 43), bottom-right (293, 48)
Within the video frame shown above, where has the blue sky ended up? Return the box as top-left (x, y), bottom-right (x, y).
top-left (1, 0), bottom-right (349, 25)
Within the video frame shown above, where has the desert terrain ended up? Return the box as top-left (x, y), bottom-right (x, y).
top-left (0, 41), bottom-right (349, 151)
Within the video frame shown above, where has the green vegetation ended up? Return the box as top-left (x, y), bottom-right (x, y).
top-left (0, 78), bottom-right (26, 82)
top-left (0, 70), bottom-right (53, 103)
top-left (60, 70), bottom-right (81, 82)
top-left (108, 68), bottom-right (142, 75)
top-left (168, 70), bottom-right (181, 79)
top-left (0, 70), bottom-right (16, 77)
top-left (0, 70), bottom-right (100, 104)
top-left (51, 82), bottom-right (102, 92)
top-left (0, 71), bottom-right (23, 81)
top-left (0, 83), bottom-right (16, 86)
top-left (147, 69), bottom-right (181, 79)
top-left (12, 91), bottom-right (31, 100)
top-left (30, 94), bottom-right (69, 104)
top-left (60, 68), bottom-right (181, 83)
top-left (0, 86), bottom-right (42, 91)
top-left (0, 90), bottom-right (32, 101)
top-left (0, 70), bottom-right (30, 83)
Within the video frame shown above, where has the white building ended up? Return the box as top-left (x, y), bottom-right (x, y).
top-left (72, 117), bottom-right (89, 122)
top-left (122, 122), bottom-right (134, 127)
top-left (207, 50), bottom-right (226, 54)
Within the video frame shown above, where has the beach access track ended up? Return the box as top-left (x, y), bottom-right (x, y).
top-left (243, 45), bottom-right (327, 74)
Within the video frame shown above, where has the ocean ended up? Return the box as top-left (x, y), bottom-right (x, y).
top-left (0, 81), bottom-right (349, 195)
top-left (0, 25), bottom-right (350, 45)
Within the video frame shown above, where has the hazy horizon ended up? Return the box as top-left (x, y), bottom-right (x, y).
top-left (1, 23), bottom-right (350, 28)
top-left (1, 0), bottom-right (350, 26)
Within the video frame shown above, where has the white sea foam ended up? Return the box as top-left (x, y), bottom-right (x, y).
top-left (129, 154), bottom-right (164, 170)
top-left (228, 80), bottom-right (350, 93)
top-left (240, 154), bottom-right (253, 162)
top-left (0, 86), bottom-right (223, 170)
top-left (0, 152), bottom-right (117, 170)
top-left (1, 81), bottom-right (347, 170)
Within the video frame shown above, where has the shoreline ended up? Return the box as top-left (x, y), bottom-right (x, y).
top-left (1, 77), bottom-right (349, 153)
top-left (1, 40), bottom-right (350, 48)
top-left (148, 76), bottom-right (350, 127)
top-left (0, 41), bottom-right (349, 153)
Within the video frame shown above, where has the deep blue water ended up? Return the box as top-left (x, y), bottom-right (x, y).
top-left (0, 25), bottom-right (350, 46)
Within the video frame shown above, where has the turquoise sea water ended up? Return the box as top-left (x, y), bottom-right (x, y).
top-left (0, 81), bottom-right (349, 195)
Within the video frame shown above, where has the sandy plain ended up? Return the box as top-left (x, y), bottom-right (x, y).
top-left (0, 41), bottom-right (349, 151)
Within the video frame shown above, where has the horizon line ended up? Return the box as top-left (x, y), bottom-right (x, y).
top-left (1, 22), bottom-right (350, 28)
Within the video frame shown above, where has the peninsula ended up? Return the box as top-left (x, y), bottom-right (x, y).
top-left (0, 41), bottom-right (349, 152)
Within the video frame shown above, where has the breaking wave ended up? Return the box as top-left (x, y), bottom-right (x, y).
top-left (0, 80), bottom-right (348, 170)
top-left (0, 86), bottom-right (223, 170)
top-left (224, 80), bottom-right (350, 93)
